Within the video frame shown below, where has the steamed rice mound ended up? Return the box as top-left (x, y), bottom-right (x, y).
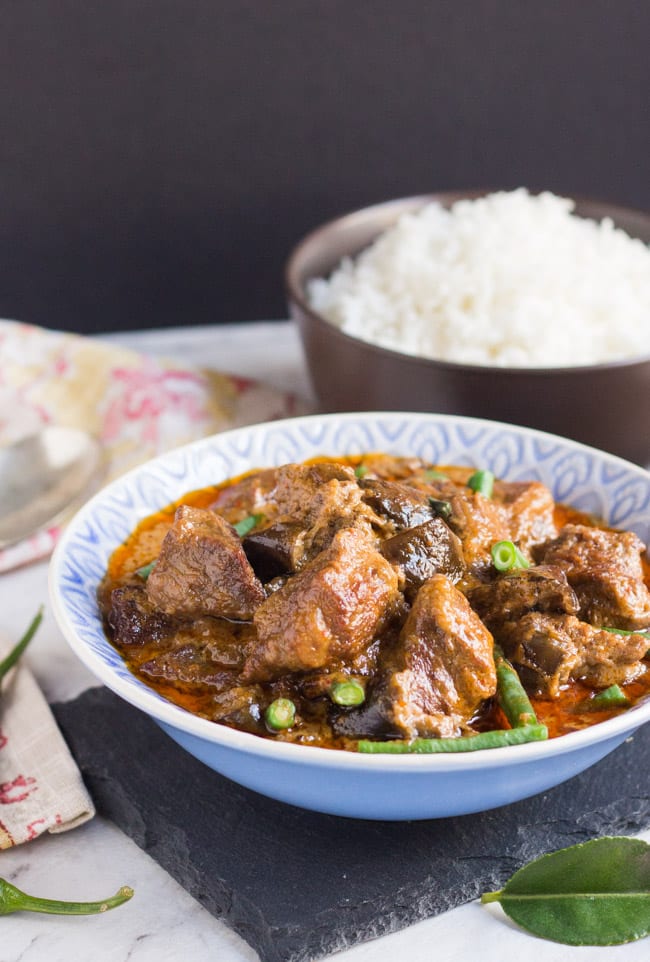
top-left (307, 190), bottom-right (650, 368)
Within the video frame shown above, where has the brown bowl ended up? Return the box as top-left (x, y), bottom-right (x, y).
top-left (286, 192), bottom-right (650, 465)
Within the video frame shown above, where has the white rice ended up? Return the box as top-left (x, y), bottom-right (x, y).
top-left (307, 189), bottom-right (650, 367)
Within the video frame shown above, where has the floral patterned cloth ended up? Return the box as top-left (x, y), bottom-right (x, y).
top-left (0, 319), bottom-right (306, 572)
top-left (0, 647), bottom-right (95, 848)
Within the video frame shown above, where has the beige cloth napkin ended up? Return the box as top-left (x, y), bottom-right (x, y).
top-left (0, 647), bottom-right (95, 848)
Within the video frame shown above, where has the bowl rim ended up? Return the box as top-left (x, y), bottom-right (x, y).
top-left (285, 190), bottom-right (650, 375)
top-left (49, 411), bottom-right (650, 774)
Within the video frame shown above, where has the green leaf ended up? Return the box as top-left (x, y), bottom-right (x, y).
top-left (481, 837), bottom-right (650, 945)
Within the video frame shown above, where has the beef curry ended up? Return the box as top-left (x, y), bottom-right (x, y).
top-left (98, 454), bottom-right (650, 751)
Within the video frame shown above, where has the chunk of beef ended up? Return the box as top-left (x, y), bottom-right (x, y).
top-left (208, 685), bottom-right (265, 731)
top-left (209, 468), bottom-right (278, 524)
top-left (375, 574), bottom-right (496, 739)
top-left (359, 478), bottom-right (435, 530)
top-left (265, 462), bottom-right (379, 567)
top-left (535, 524), bottom-right (650, 629)
top-left (139, 646), bottom-right (238, 693)
top-left (496, 612), bottom-right (648, 697)
top-left (493, 480), bottom-right (558, 552)
top-left (146, 504), bottom-right (265, 620)
top-left (468, 565), bottom-right (579, 628)
top-left (381, 517), bottom-right (465, 594)
top-left (108, 583), bottom-right (174, 649)
top-left (243, 527), bottom-right (400, 682)
top-left (445, 488), bottom-right (511, 573)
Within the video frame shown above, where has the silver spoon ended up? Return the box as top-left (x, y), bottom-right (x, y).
top-left (0, 427), bottom-right (103, 549)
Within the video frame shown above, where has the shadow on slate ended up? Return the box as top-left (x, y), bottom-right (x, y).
top-left (53, 687), bottom-right (650, 962)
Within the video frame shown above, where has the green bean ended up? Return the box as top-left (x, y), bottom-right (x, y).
top-left (358, 724), bottom-right (548, 753)
top-left (494, 644), bottom-right (539, 728)
top-left (233, 513), bottom-right (264, 537)
top-left (0, 878), bottom-right (133, 916)
top-left (491, 540), bottom-right (531, 572)
top-left (467, 469), bottom-right (494, 498)
top-left (0, 608), bottom-right (43, 684)
top-left (330, 679), bottom-right (365, 707)
top-left (264, 697), bottom-right (296, 731)
top-left (582, 684), bottom-right (629, 710)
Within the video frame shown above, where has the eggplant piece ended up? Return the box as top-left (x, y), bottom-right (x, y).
top-left (243, 520), bottom-right (305, 581)
top-left (381, 517), bottom-right (465, 593)
top-left (359, 478), bottom-right (434, 529)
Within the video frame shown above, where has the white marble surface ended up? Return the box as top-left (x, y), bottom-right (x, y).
top-left (2, 321), bottom-right (650, 962)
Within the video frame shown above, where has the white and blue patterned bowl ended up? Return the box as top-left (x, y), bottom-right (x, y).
top-left (49, 412), bottom-right (650, 820)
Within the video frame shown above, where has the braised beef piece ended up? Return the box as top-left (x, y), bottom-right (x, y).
top-left (338, 574), bottom-right (496, 740)
top-left (497, 612), bottom-right (648, 697)
top-left (147, 504), bottom-right (265, 621)
top-left (535, 524), bottom-right (650, 629)
top-left (108, 583), bottom-right (174, 649)
top-left (359, 478), bottom-right (435, 530)
top-left (208, 685), bottom-right (265, 731)
top-left (376, 574), bottom-right (496, 739)
top-left (468, 565), bottom-right (579, 627)
top-left (381, 517), bottom-right (465, 594)
top-left (493, 480), bottom-right (558, 552)
top-left (139, 645), bottom-right (238, 693)
top-left (238, 462), bottom-right (379, 574)
top-left (209, 468), bottom-right (278, 524)
top-left (444, 487), bottom-right (511, 573)
top-left (243, 527), bottom-right (400, 682)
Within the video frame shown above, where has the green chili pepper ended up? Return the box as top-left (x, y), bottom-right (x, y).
top-left (0, 608), bottom-right (43, 684)
top-left (467, 469), bottom-right (495, 498)
top-left (0, 877), bottom-right (133, 916)
top-left (330, 679), bottom-right (366, 707)
top-left (491, 540), bottom-right (531, 572)
top-left (264, 697), bottom-right (296, 731)
top-left (233, 513), bottom-right (264, 537)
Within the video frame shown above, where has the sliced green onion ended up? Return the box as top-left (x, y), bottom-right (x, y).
top-left (136, 560), bottom-right (157, 581)
top-left (491, 540), bottom-right (531, 572)
top-left (582, 684), bottom-right (629, 711)
top-left (330, 679), bottom-right (366, 707)
top-left (428, 497), bottom-right (452, 522)
top-left (233, 513), bottom-right (264, 537)
top-left (467, 469), bottom-right (495, 498)
top-left (358, 724), bottom-right (548, 753)
top-left (264, 697), bottom-right (296, 731)
top-left (354, 464), bottom-right (368, 479)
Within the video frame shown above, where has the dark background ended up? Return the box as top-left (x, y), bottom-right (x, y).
top-left (0, 0), bottom-right (647, 334)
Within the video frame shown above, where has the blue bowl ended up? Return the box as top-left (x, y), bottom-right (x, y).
top-left (50, 412), bottom-right (650, 820)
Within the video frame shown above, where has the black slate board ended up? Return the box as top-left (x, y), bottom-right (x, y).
top-left (53, 688), bottom-right (650, 962)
